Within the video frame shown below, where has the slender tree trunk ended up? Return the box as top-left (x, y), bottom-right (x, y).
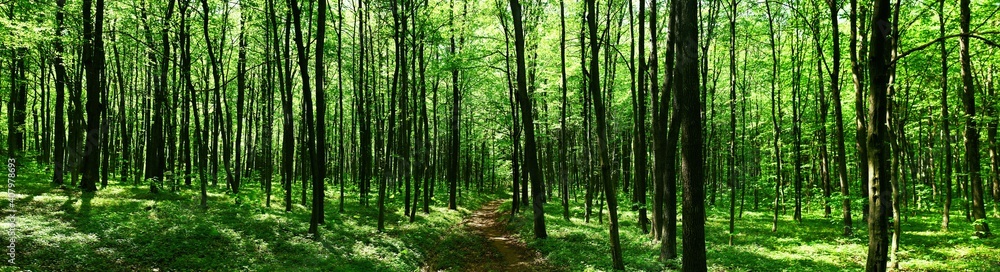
top-left (338, 0), bottom-right (347, 213)
top-left (448, 0), bottom-right (461, 210)
top-left (851, 0), bottom-right (869, 223)
top-left (235, 9), bottom-right (247, 195)
top-left (585, 0), bottom-right (620, 267)
top-left (80, 0), bottom-right (106, 192)
top-left (792, 20), bottom-right (804, 222)
top-left (511, 0), bottom-right (548, 239)
top-left (959, 0), bottom-right (991, 237)
top-left (764, 0), bottom-right (782, 233)
top-left (276, 0), bottom-right (295, 212)
top-left (180, 0), bottom-right (208, 208)
top-left (830, 0), bottom-right (853, 236)
top-left (654, 0), bottom-right (679, 260)
top-left (727, 0), bottom-right (737, 245)
top-left (559, 0), bottom-right (571, 222)
top-left (499, 7), bottom-right (520, 215)
top-left (309, 0), bottom-right (328, 236)
top-left (987, 67), bottom-right (999, 206)
top-left (289, 0), bottom-right (316, 215)
top-left (53, 0), bottom-right (68, 186)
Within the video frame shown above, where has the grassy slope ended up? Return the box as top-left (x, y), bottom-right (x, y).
top-left (505, 192), bottom-right (1000, 271)
top-left (1, 161), bottom-right (500, 271)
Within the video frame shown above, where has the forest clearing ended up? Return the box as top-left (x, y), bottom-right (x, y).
top-left (2, 0), bottom-right (1000, 270)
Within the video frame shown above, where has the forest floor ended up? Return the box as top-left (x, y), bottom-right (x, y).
top-left (0, 161), bottom-right (505, 271)
top-left (423, 199), bottom-right (559, 272)
top-left (504, 196), bottom-right (1000, 271)
top-left (4, 160), bottom-right (999, 271)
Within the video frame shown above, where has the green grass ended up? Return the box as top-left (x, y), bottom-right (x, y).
top-left (1, 161), bottom-right (501, 271)
top-left (505, 193), bottom-right (1000, 271)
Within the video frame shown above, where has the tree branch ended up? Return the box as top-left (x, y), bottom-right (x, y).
top-left (891, 31), bottom-right (1000, 65)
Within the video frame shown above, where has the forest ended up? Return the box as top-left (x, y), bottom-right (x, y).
top-left (1, 0), bottom-right (999, 270)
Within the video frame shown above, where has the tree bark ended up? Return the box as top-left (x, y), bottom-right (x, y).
top-left (448, 0), bottom-right (461, 210)
top-left (80, 0), bottom-right (105, 192)
top-left (764, 0), bottom-right (782, 233)
top-left (830, 0), bottom-right (853, 236)
top-left (675, 0), bottom-right (706, 267)
top-left (727, 0), bottom-right (737, 245)
top-left (864, 0), bottom-right (893, 268)
top-left (53, 0), bottom-right (68, 186)
top-left (851, 0), bottom-right (870, 223)
top-left (959, 0), bottom-right (991, 237)
top-left (511, 0), bottom-right (548, 240)
top-left (559, 0), bottom-right (571, 222)
top-left (633, 0), bottom-right (650, 235)
top-left (585, 0), bottom-right (621, 267)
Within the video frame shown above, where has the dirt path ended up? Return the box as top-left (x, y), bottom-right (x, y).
top-left (424, 199), bottom-right (558, 272)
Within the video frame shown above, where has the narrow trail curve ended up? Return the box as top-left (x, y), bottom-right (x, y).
top-left (424, 199), bottom-right (559, 272)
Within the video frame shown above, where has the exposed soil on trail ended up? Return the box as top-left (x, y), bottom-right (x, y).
top-left (423, 199), bottom-right (559, 272)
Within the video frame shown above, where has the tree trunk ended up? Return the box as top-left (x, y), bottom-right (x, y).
top-left (276, 0), bottom-right (295, 212)
top-left (310, 0), bottom-right (329, 236)
top-left (727, 0), bottom-right (737, 245)
top-left (675, 0), bottom-right (706, 267)
top-left (235, 8), bottom-right (247, 195)
top-left (830, 0), bottom-right (853, 236)
top-left (559, 0), bottom-right (571, 222)
top-left (764, 0), bottom-right (782, 233)
top-left (633, 0), bottom-right (649, 235)
top-left (864, 0), bottom-right (893, 268)
top-left (851, 0), bottom-right (870, 223)
top-left (987, 67), bottom-right (999, 206)
top-left (80, 0), bottom-right (105, 192)
top-left (959, 0), bottom-right (990, 237)
top-left (337, 0), bottom-right (347, 213)
top-left (511, 0), bottom-right (548, 239)
top-left (448, 0), bottom-right (460, 210)
top-left (585, 0), bottom-right (620, 267)
top-left (53, 0), bottom-right (68, 186)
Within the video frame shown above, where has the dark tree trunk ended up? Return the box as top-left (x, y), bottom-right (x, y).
top-left (337, 0), bottom-right (347, 213)
top-left (276, 0), bottom-right (295, 212)
top-left (234, 7), bottom-right (247, 195)
top-left (675, 0), bottom-right (706, 267)
top-left (309, 0), bottom-right (328, 236)
top-left (559, 0), bottom-right (570, 222)
top-left (499, 7), bottom-right (519, 215)
top-left (764, 0), bottom-right (782, 233)
top-left (80, 0), bottom-right (105, 192)
top-left (727, 0), bottom-right (737, 245)
top-left (959, 0), bottom-right (990, 237)
top-left (448, 0), bottom-right (460, 210)
top-left (792, 24), bottom-right (804, 222)
top-left (178, 0), bottom-right (191, 188)
top-left (357, 0), bottom-right (373, 209)
top-left (180, 0), bottom-right (208, 208)
top-left (511, 0), bottom-right (548, 240)
top-left (655, 0), bottom-right (678, 260)
top-left (144, 0), bottom-right (174, 191)
top-left (584, 0), bottom-right (621, 267)
top-left (287, 0), bottom-right (319, 236)
top-left (53, 0), bottom-right (68, 186)
top-left (987, 67), bottom-right (999, 206)
top-left (633, 0), bottom-right (649, 235)
top-left (830, 0), bottom-right (853, 236)
top-left (864, 0), bottom-right (893, 268)
top-left (851, 0), bottom-right (870, 223)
